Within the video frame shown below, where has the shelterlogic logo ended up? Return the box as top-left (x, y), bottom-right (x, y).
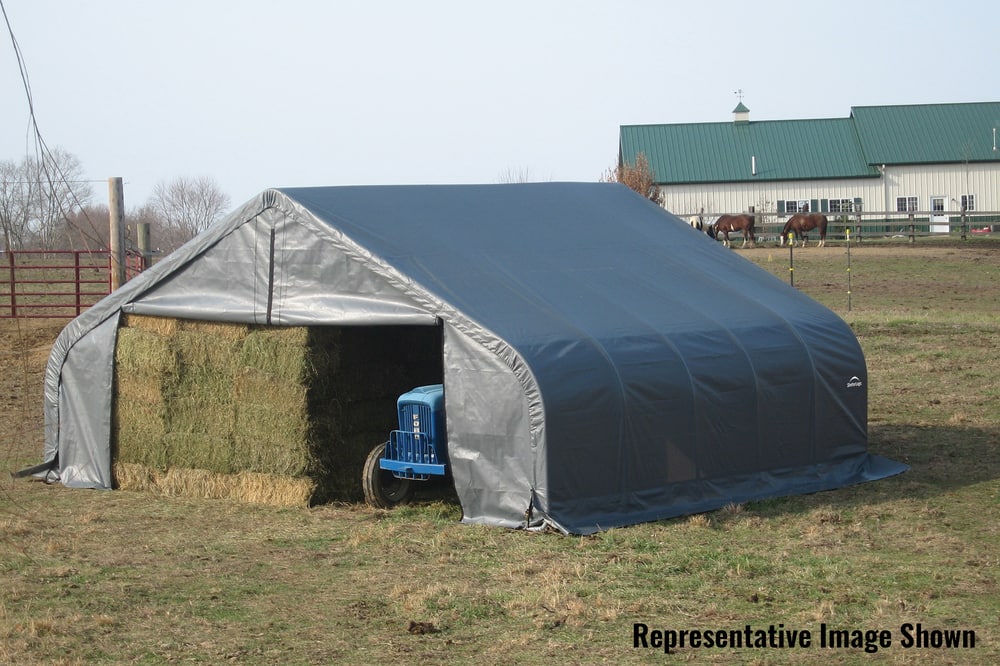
top-left (846, 376), bottom-right (863, 388)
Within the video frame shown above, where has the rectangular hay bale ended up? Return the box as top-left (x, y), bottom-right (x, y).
top-left (115, 327), bottom-right (176, 375)
top-left (115, 374), bottom-right (169, 405)
top-left (232, 368), bottom-right (308, 409)
top-left (113, 461), bottom-right (158, 492)
top-left (177, 318), bottom-right (250, 341)
top-left (113, 463), bottom-right (315, 507)
top-left (120, 313), bottom-right (179, 336)
top-left (231, 405), bottom-right (314, 476)
top-left (166, 396), bottom-right (234, 438)
top-left (237, 326), bottom-right (334, 384)
top-left (173, 330), bottom-right (242, 371)
top-left (161, 433), bottom-right (234, 474)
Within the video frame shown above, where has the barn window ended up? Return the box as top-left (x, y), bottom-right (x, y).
top-left (777, 200), bottom-right (811, 215)
top-left (961, 194), bottom-right (976, 211)
top-left (896, 196), bottom-right (918, 212)
top-left (829, 199), bottom-right (854, 213)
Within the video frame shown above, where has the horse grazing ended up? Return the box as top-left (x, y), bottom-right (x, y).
top-left (781, 213), bottom-right (828, 247)
top-left (709, 214), bottom-right (756, 248)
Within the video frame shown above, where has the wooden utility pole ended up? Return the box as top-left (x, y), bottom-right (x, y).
top-left (109, 177), bottom-right (126, 290)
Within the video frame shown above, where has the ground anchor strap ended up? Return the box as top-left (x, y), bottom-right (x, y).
top-left (11, 458), bottom-right (58, 479)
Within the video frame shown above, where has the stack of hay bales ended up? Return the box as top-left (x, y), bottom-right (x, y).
top-left (112, 314), bottom-right (427, 506)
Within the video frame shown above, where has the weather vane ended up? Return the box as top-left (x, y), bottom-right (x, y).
top-left (734, 89), bottom-right (745, 102)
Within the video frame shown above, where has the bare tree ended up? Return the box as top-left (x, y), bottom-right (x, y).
top-left (601, 152), bottom-right (661, 202)
top-left (0, 159), bottom-right (32, 251)
top-left (28, 147), bottom-right (94, 249)
top-left (497, 166), bottom-right (536, 183)
top-left (54, 204), bottom-right (110, 250)
top-left (0, 148), bottom-right (93, 250)
top-left (149, 176), bottom-right (231, 249)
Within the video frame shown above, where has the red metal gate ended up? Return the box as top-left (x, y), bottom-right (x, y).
top-left (2, 249), bottom-right (145, 319)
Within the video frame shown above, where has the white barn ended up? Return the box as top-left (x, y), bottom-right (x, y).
top-left (620, 101), bottom-right (1000, 233)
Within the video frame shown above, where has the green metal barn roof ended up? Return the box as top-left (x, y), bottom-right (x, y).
top-left (621, 101), bottom-right (1000, 184)
top-left (620, 118), bottom-right (877, 183)
top-left (852, 102), bottom-right (1000, 165)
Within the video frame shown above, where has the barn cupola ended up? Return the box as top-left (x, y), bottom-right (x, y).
top-left (733, 101), bottom-right (750, 124)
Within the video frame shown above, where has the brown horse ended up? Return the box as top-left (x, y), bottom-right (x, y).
top-left (709, 214), bottom-right (756, 248)
top-left (781, 213), bottom-right (828, 247)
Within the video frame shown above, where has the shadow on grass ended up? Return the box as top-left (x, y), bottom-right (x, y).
top-left (867, 422), bottom-right (1000, 493)
top-left (737, 423), bottom-right (1000, 522)
top-left (400, 475), bottom-right (463, 507)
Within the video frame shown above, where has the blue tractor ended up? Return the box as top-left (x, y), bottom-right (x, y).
top-left (362, 384), bottom-right (449, 507)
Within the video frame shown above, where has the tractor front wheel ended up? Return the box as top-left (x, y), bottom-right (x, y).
top-left (362, 443), bottom-right (415, 508)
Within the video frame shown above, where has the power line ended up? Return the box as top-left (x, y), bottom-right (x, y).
top-left (1, 0), bottom-right (108, 251)
top-left (4, 179), bottom-right (118, 185)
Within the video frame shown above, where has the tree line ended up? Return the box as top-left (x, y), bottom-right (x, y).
top-left (0, 148), bottom-right (230, 256)
top-left (3, 147), bottom-right (658, 257)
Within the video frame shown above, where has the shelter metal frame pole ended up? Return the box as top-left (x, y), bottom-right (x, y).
top-left (266, 228), bottom-right (276, 325)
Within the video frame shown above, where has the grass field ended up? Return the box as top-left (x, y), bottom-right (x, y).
top-left (2, 238), bottom-right (998, 664)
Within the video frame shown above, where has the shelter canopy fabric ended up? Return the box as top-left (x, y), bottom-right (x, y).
top-left (41, 183), bottom-right (906, 534)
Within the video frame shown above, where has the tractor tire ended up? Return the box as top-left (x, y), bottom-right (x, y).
top-left (362, 443), bottom-right (415, 508)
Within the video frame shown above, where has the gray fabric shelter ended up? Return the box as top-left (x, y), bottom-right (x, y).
top-left (40, 183), bottom-right (905, 534)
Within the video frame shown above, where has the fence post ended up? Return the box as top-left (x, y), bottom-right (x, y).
top-left (788, 232), bottom-right (795, 286)
top-left (908, 213), bottom-right (916, 244)
top-left (137, 222), bottom-right (152, 270)
top-left (846, 228), bottom-right (852, 312)
top-left (109, 177), bottom-right (126, 290)
top-left (74, 251), bottom-right (83, 316)
top-left (961, 203), bottom-right (967, 241)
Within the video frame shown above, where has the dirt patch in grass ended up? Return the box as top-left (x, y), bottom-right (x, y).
top-left (0, 318), bottom-right (65, 478)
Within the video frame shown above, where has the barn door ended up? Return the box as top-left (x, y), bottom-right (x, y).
top-left (930, 196), bottom-right (949, 233)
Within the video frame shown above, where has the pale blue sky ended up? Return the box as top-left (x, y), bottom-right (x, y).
top-left (2, 0), bottom-right (998, 210)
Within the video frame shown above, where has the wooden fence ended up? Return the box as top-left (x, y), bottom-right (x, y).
top-left (683, 210), bottom-right (1000, 242)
